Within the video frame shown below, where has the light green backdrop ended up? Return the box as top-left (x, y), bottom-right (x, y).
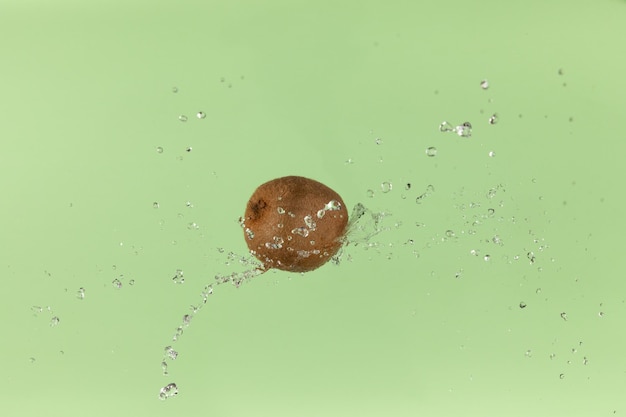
top-left (1, 1), bottom-right (625, 416)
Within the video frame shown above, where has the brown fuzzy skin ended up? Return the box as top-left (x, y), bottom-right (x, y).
top-left (241, 176), bottom-right (348, 273)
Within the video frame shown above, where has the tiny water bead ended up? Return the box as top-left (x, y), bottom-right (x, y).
top-left (380, 181), bottom-right (392, 193)
top-left (241, 176), bottom-right (348, 273)
top-left (159, 383), bottom-right (178, 400)
top-left (172, 269), bottom-right (184, 284)
top-left (164, 346), bottom-right (178, 360)
top-left (439, 121), bottom-right (455, 132)
top-left (439, 121), bottom-right (472, 137)
top-left (415, 184), bottom-right (435, 204)
top-left (455, 122), bottom-right (472, 137)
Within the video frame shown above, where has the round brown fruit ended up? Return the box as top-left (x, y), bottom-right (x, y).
top-left (241, 176), bottom-right (348, 273)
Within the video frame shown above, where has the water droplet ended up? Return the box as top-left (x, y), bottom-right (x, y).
top-left (480, 79), bottom-right (489, 89)
top-left (76, 287), bottom-right (85, 300)
top-left (425, 147), bottom-right (437, 157)
top-left (415, 186), bottom-right (434, 205)
top-left (186, 147), bottom-right (192, 152)
top-left (264, 236), bottom-right (285, 249)
top-left (172, 87), bottom-right (178, 93)
top-left (375, 137), bottom-right (383, 145)
top-left (50, 316), bottom-right (60, 327)
top-left (156, 146), bottom-right (164, 154)
top-left (153, 202), bottom-right (160, 209)
top-left (112, 278), bottom-right (122, 289)
top-left (172, 269), bottom-right (184, 284)
top-left (325, 200), bottom-right (342, 211)
top-left (304, 215), bottom-right (316, 229)
top-left (559, 373), bottom-right (565, 380)
top-left (178, 115), bottom-right (188, 122)
top-left (455, 122), bottom-right (472, 138)
top-left (196, 111), bottom-right (206, 119)
top-left (519, 301), bottom-right (527, 309)
top-left (164, 346), bottom-right (178, 360)
top-left (29, 357), bottom-right (36, 363)
top-left (366, 189), bottom-right (375, 198)
top-left (488, 151), bottom-right (496, 157)
top-left (483, 254), bottom-right (491, 261)
top-left (158, 383), bottom-right (178, 400)
top-left (173, 325), bottom-right (184, 340)
top-left (598, 311), bottom-right (604, 318)
top-left (201, 285), bottom-right (214, 304)
top-left (129, 279), bottom-right (135, 285)
top-left (380, 181), bottom-right (392, 193)
top-left (488, 113), bottom-right (499, 125)
top-left (560, 312), bottom-right (568, 321)
top-left (525, 349), bottom-right (532, 358)
top-left (439, 121), bottom-right (454, 132)
top-left (161, 361), bottom-right (168, 375)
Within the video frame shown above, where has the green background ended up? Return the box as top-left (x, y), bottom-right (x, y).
top-left (2, 0), bottom-right (625, 416)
